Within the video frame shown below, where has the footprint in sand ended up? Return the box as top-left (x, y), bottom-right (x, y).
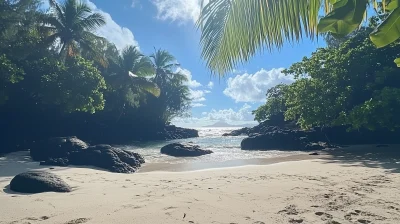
top-left (315, 211), bottom-right (333, 221)
top-left (289, 218), bottom-right (303, 223)
top-left (64, 218), bottom-right (91, 224)
top-left (326, 221), bottom-right (341, 224)
top-left (278, 205), bottom-right (299, 215)
top-left (357, 219), bottom-right (371, 224)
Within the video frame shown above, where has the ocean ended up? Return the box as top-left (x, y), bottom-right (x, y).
top-left (119, 127), bottom-right (303, 165)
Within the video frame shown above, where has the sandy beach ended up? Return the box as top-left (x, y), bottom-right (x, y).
top-left (1, 145), bottom-right (400, 224)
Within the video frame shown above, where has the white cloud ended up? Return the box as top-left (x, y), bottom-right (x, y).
top-left (173, 104), bottom-right (257, 127)
top-left (223, 68), bottom-right (295, 103)
top-left (151, 0), bottom-right (208, 23)
top-left (207, 81), bottom-right (214, 89)
top-left (81, 0), bottom-right (139, 50)
top-left (192, 103), bottom-right (206, 107)
top-left (190, 89), bottom-right (207, 102)
top-left (175, 67), bottom-right (210, 107)
top-left (205, 104), bottom-right (254, 122)
top-left (177, 68), bottom-right (202, 88)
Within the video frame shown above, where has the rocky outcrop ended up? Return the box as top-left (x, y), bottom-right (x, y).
top-left (31, 137), bottom-right (145, 173)
top-left (222, 127), bottom-right (250, 136)
top-left (161, 143), bottom-right (213, 157)
top-left (238, 120), bottom-right (400, 151)
top-left (10, 171), bottom-right (71, 193)
top-left (30, 136), bottom-right (88, 161)
top-left (158, 125), bottom-right (199, 140)
top-left (241, 130), bottom-right (312, 151)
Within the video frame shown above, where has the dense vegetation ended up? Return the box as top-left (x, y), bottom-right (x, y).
top-left (0, 0), bottom-right (192, 152)
top-left (253, 25), bottom-right (400, 131)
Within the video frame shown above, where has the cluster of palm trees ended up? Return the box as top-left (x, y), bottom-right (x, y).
top-left (35, 0), bottom-right (190, 121)
top-left (44, 0), bottom-right (187, 98)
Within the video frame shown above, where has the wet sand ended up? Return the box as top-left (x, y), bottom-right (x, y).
top-left (139, 152), bottom-right (327, 172)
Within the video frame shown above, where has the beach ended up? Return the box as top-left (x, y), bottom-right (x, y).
top-left (1, 145), bottom-right (400, 224)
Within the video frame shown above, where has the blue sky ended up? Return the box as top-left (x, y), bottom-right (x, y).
top-left (48, 0), bottom-right (327, 127)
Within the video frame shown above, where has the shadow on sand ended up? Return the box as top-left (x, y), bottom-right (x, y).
top-left (320, 144), bottom-right (400, 173)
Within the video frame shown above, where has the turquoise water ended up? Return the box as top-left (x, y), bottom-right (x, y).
top-left (119, 127), bottom-right (302, 164)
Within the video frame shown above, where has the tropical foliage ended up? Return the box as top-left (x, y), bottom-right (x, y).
top-left (0, 0), bottom-right (192, 150)
top-left (254, 27), bottom-right (400, 130)
top-left (198, 0), bottom-right (400, 74)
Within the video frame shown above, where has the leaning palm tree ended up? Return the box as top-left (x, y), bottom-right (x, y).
top-left (109, 46), bottom-right (160, 99)
top-left (198, 0), bottom-right (400, 75)
top-left (107, 46), bottom-right (160, 120)
top-left (44, 0), bottom-right (106, 61)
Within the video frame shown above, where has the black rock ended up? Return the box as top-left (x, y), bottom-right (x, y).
top-left (309, 152), bottom-right (320, 156)
top-left (222, 128), bottom-right (250, 136)
top-left (32, 137), bottom-right (145, 173)
top-left (10, 171), bottom-right (71, 193)
top-left (30, 136), bottom-right (88, 161)
top-left (241, 131), bottom-right (308, 151)
top-left (161, 143), bottom-right (213, 157)
top-left (161, 125), bottom-right (199, 140)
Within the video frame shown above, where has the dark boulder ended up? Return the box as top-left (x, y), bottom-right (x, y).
top-left (223, 128), bottom-right (250, 136)
top-left (31, 138), bottom-right (145, 173)
top-left (10, 171), bottom-right (71, 193)
top-left (241, 130), bottom-right (309, 151)
top-left (69, 145), bottom-right (145, 173)
top-left (161, 125), bottom-right (199, 140)
top-left (161, 143), bottom-right (213, 157)
top-left (30, 136), bottom-right (88, 161)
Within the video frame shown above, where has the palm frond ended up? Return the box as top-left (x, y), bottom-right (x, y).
top-left (197, 0), bottom-right (322, 75)
top-left (48, 0), bottom-right (65, 25)
top-left (79, 13), bottom-right (106, 31)
top-left (133, 56), bottom-right (155, 77)
top-left (130, 77), bottom-right (161, 97)
top-left (150, 49), bottom-right (179, 70)
top-left (121, 46), bottom-right (142, 71)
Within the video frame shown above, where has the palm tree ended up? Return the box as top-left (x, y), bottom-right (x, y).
top-left (109, 46), bottom-right (160, 99)
top-left (150, 49), bottom-right (181, 86)
top-left (106, 46), bottom-right (160, 120)
top-left (149, 49), bottom-right (190, 122)
top-left (198, 0), bottom-right (398, 75)
top-left (44, 0), bottom-right (106, 61)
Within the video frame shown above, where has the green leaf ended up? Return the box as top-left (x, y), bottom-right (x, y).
top-left (131, 77), bottom-right (161, 97)
top-left (386, 0), bottom-right (400, 11)
top-left (394, 57), bottom-right (400, 67)
top-left (318, 0), bottom-right (367, 36)
top-left (370, 7), bottom-right (400, 48)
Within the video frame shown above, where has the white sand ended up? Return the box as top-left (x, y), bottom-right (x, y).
top-left (1, 149), bottom-right (400, 224)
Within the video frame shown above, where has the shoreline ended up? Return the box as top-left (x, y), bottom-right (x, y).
top-left (139, 152), bottom-right (327, 172)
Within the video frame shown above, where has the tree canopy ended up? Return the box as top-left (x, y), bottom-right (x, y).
top-left (0, 0), bottom-right (193, 148)
top-left (254, 27), bottom-right (400, 130)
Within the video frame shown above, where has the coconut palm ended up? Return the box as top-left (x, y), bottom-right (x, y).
top-left (109, 46), bottom-right (160, 99)
top-left (149, 49), bottom-right (181, 86)
top-left (198, 0), bottom-right (399, 75)
top-left (44, 0), bottom-right (106, 60)
top-left (149, 49), bottom-right (190, 122)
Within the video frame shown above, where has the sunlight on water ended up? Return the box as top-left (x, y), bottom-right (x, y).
top-left (119, 127), bottom-right (302, 164)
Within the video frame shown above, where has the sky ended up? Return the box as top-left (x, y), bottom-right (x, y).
top-left (45, 0), bottom-right (327, 127)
